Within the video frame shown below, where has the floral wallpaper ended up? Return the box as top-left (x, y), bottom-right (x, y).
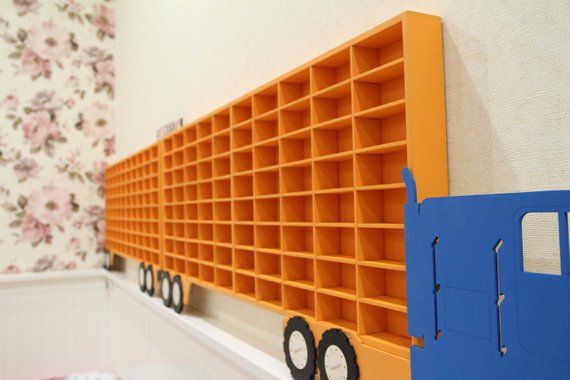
top-left (0, 0), bottom-right (114, 274)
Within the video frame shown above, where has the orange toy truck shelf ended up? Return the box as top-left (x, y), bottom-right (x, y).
top-left (105, 11), bottom-right (447, 379)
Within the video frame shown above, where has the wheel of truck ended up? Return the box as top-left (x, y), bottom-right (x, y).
top-left (171, 275), bottom-right (184, 313)
top-left (318, 329), bottom-right (359, 380)
top-left (138, 262), bottom-right (146, 292)
top-left (161, 271), bottom-right (173, 307)
top-left (283, 317), bottom-right (317, 380)
top-left (145, 264), bottom-right (155, 296)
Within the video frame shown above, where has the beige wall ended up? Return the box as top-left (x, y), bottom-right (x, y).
top-left (115, 0), bottom-right (570, 357)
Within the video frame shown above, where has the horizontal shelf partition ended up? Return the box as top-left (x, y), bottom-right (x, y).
top-left (106, 12), bottom-right (449, 364)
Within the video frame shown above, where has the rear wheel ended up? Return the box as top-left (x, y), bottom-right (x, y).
top-left (317, 329), bottom-right (359, 380)
top-left (138, 263), bottom-right (146, 292)
top-left (283, 317), bottom-right (316, 379)
top-left (161, 271), bottom-right (172, 307)
top-left (145, 264), bottom-right (155, 296)
top-left (171, 275), bottom-right (184, 313)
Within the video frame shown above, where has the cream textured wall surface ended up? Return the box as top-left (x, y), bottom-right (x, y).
top-left (115, 0), bottom-right (570, 358)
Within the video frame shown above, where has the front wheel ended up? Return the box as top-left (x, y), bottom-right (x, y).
top-left (145, 264), bottom-right (155, 296)
top-left (138, 263), bottom-right (146, 292)
top-left (171, 275), bottom-right (184, 313)
top-left (283, 317), bottom-right (316, 380)
top-left (161, 271), bottom-right (172, 307)
top-left (317, 329), bottom-right (359, 380)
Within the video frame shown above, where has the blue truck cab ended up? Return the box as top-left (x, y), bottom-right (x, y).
top-left (403, 168), bottom-right (570, 379)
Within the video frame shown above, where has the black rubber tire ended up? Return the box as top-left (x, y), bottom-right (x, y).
top-left (138, 262), bottom-right (146, 292)
top-left (283, 317), bottom-right (317, 380)
top-left (161, 271), bottom-right (173, 307)
top-left (145, 264), bottom-right (155, 296)
top-left (317, 329), bottom-right (359, 380)
top-left (172, 275), bottom-right (184, 313)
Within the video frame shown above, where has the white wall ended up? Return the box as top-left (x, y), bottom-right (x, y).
top-left (115, 0), bottom-right (570, 356)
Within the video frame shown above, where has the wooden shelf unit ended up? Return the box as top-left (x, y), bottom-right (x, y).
top-left (105, 12), bottom-right (447, 370)
top-left (105, 144), bottom-right (162, 267)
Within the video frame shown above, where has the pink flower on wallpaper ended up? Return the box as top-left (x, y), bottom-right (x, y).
top-left (81, 101), bottom-right (114, 141)
top-left (1, 94), bottom-right (19, 111)
top-left (20, 47), bottom-right (51, 79)
top-left (27, 185), bottom-right (73, 226)
top-left (21, 213), bottom-right (52, 245)
top-left (26, 21), bottom-right (72, 62)
top-left (104, 136), bottom-right (115, 156)
top-left (83, 205), bottom-right (105, 251)
top-left (21, 110), bottom-right (61, 150)
top-left (1, 264), bottom-right (21, 275)
top-left (95, 59), bottom-right (114, 92)
top-left (90, 4), bottom-right (115, 38)
top-left (90, 160), bottom-right (107, 187)
top-left (13, 0), bottom-right (40, 15)
top-left (67, 236), bottom-right (80, 250)
top-left (13, 158), bottom-right (40, 182)
top-left (30, 90), bottom-right (63, 113)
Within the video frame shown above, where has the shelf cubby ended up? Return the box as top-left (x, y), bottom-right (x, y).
top-left (353, 75), bottom-right (405, 114)
top-left (231, 98), bottom-right (253, 125)
top-left (215, 268), bottom-right (233, 290)
top-left (352, 22), bottom-right (403, 76)
top-left (254, 171), bottom-right (279, 196)
top-left (185, 223), bottom-right (198, 239)
top-left (186, 242), bottom-right (198, 259)
top-left (184, 166), bottom-right (197, 183)
top-left (235, 273), bottom-right (256, 299)
top-left (183, 125), bottom-right (197, 145)
top-left (255, 225), bottom-right (280, 250)
top-left (255, 198), bottom-right (280, 222)
top-left (253, 85), bottom-right (278, 116)
top-left (317, 260), bottom-right (356, 298)
top-left (214, 224), bottom-right (232, 243)
top-left (198, 160), bottom-right (212, 180)
top-left (313, 120), bottom-right (353, 157)
top-left (233, 174), bottom-right (253, 198)
top-left (311, 48), bottom-right (351, 92)
top-left (317, 293), bottom-right (357, 331)
top-left (200, 263), bottom-right (215, 283)
top-left (356, 188), bottom-right (406, 224)
top-left (284, 286), bottom-right (315, 318)
top-left (234, 224), bottom-right (254, 247)
top-left (281, 164), bottom-right (311, 193)
top-left (312, 85), bottom-right (352, 126)
top-left (234, 200), bottom-right (253, 221)
top-left (253, 119), bottom-right (278, 143)
top-left (212, 109), bottom-right (230, 133)
top-left (213, 179), bottom-right (231, 199)
top-left (198, 182), bottom-right (212, 200)
top-left (215, 245), bottom-right (233, 267)
top-left (279, 68), bottom-right (310, 106)
top-left (198, 223), bottom-right (213, 241)
top-left (281, 195), bottom-right (312, 223)
top-left (315, 192), bottom-right (354, 223)
top-left (199, 244), bottom-right (214, 262)
top-left (282, 226), bottom-right (313, 255)
top-left (357, 227), bottom-right (404, 269)
top-left (315, 226), bottom-right (355, 260)
top-left (186, 261), bottom-right (199, 278)
top-left (213, 201), bottom-right (231, 221)
top-left (256, 251), bottom-right (281, 280)
top-left (213, 156), bottom-right (230, 177)
top-left (280, 130), bottom-right (311, 164)
top-left (354, 114), bottom-right (405, 150)
top-left (213, 134), bottom-right (230, 155)
top-left (198, 121), bottom-right (212, 140)
top-left (254, 143), bottom-right (279, 169)
top-left (358, 303), bottom-right (410, 356)
top-left (185, 204), bottom-right (197, 220)
top-left (283, 255), bottom-right (314, 287)
top-left (232, 150), bottom-right (252, 173)
top-left (314, 158), bottom-right (353, 190)
top-left (257, 278), bottom-right (282, 307)
top-left (358, 266), bottom-right (406, 312)
top-left (184, 146), bottom-right (197, 162)
top-left (235, 248), bottom-right (255, 274)
top-left (280, 99), bottom-right (311, 134)
top-left (355, 150), bottom-right (407, 186)
top-left (232, 122), bottom-right (252, 149)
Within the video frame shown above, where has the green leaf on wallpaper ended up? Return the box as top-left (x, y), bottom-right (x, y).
top-left (17, 29), bottom-right (27, 42)
top-left (23, 107), bottom-right (32, 114)
top-left (17, 196), bottom-right (27, 209)
top-left (9, 220), bottom-right (21, 228)
top-left (8, 52), bottom-right (20, 60)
